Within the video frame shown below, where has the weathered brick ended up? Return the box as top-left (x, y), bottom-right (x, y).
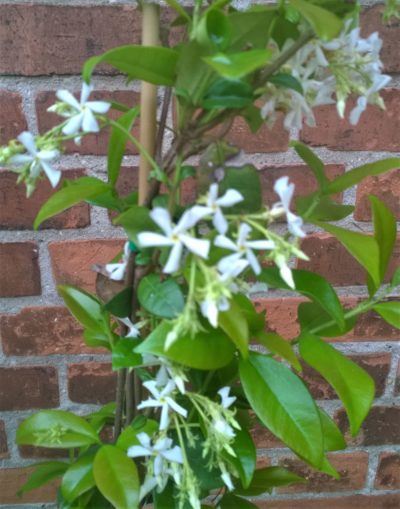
top-left (36, 91), bottom-right (140, 155)
top-left (0, 169), bottom-right (90, 230)
top-left (0, 5), bottom-right (140, 75)
top-left (0, 366), bottom-right (59, 411)
top-left (0, 90), bottom-right (27, 145)
top-left (300, 89), bottom-right (400, 151)
top-left (395, 360), bottom-right (400, 396)
top-left (0, 467), bottom-right (58, 504)
top-left (336, 406), bottom-right (400, 446)
top-left (256, 494), bottom-right (400, 509)
top-left (361, 4), bottom-right (400, 73)
top-left (298, 234), bottom-right (400, 286)
top-left (352, 302), bottom-right (400, 341)
top-left (18, 444), bottom-right (68, 460)
top-left (0, 306), bottom-right (100, 356)
top-left (278, 452), bottom-right (368, 493)
top-left (354, 168), bottom-right (400, 221)
top-left (0, 420), bottom-right (9, 460)
top-left (49, 239), bottom-right (124, 293)
top-left (253, 297), bottom-right (304, 340)
top-left (68, 363), bottom-right (116, 404)
top-left (227, 114), bottom-right (289, 152)
top-left (0, 242), bottom-right (41, 297)
top-left (375, 452), bottom-right (400, 490)
top-left (251, 418), bottom-right (284, 449)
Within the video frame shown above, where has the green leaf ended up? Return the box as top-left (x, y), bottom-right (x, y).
top-left (185, 432), bottom-right (224, 491)
top-left (83, 46), bottom-right (178, 86)
top-left (234, 466), bottom-right (304, 496)
top-left (93, 445), bottom-right (139, 509)
top-left (269, 73), bottom-right (304, 95)
top-left (289, 0), bottom-right (343, 39)
top-left (318, 408), bottom-right (346, 452)
top-left (219, 494), bottom-right (258, 508)
top-left (326, 158), bottom-right (400, 194)
top-left (204, 49), bottom-right (272, 79)
top-left (136, 321), bottom-right (235, 370)
top-left (229, 9), bottom-right (277, 50)
top-left (290, 141), bottom-right (327, 190)
top-left (104, 287), bottom-right (133, 318)
top-left (373, 301), bottom-right (400, 329)
top-left (299, 334), bottom-right (375, 436)
top-left (112, 339), bottom-right (142, 370)
top-left (116, 418), bottom-right (159, 451)
top-left (34, 177), bottom-right (110, 229)
top-left (86, 189), bottom-right (125, 212)
top-left (196, 9), bottom-right (232, 50)
top-left (113, 205), bottom-right (155, 245)
top-left (58, 285), bottom-right (106, 334)
top-left (153, 482), bottom-right (175, 509)
top-left (219, 164), bottom-right (262, 213)
top-left (202, 79), bottom-right (253, 109)
top-left (296, 194), bottom-right (354, 222)
top-left (138, 274), bottom-right (185, 319)
top-left (316, 222), bottom-right (380, 288)
top-left (219, 298), bottom-right (249, 358)
top-left (17, 410), bottom-right (100, 448)
top-left (61, 452), bottom-right (96, 502)
top-left (108, 107), bottom-right (139, 187)
top-left (392, 267), bottom-right (400, 288)
top-left (84, 330), bottom-right (112, 350)
top-left (298, 301), bottom-right (356, 337)
top-left (17, 461), bottom-right (68, 496)
top-left (256, 331), bottom-right (302, 371)
top-left (165, 0), bottom-right (190, 21)
top-left (227, 427), bottom-right (256, 489)
top-left (233, 293), bottom-right (265, 334)
top-left (239, 353), bottom-right (324, 467)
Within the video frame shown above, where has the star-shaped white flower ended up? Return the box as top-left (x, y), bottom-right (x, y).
top-left (197, 184), bottom-right (244, 234)
top-left (213, 418), bottom-right (236, 440)
top-left (200, 295), bottom-right (230, 329)
top-left (9, 132), bottom-right (60, 187)
top-left (137, 207), bottom-right (210, 274)
top-left (215, 223), bottom-right (275, 276)
top-left (119, 317), bottom-right (140, 338)
top-left (137, 380), bottom-right (188, 430)
top-left (275, 253), bottom-right (295, 289)
top-left (56, 82), bottom-right (110, 141)
top-left (218, 386), bottom-right (236, 409)
top-left (105, 241), bottom-right (130, 281)
top-left (273, 176), bottom-right (306, 238)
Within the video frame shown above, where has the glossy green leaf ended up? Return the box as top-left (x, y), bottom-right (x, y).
top-left (219, 494), bottom-right (258, 508)
top-left (268, 72), bottom-right (303, 94)
top-left (138, 274), bottom-right (185, 319)
top-left (373, 301), bottom-right (400, 329)
top-left (234, 466), bottom-right (304, 496)
top-left (289, 0), bottom-right (343, 39)
top-left (88, 403), bottom-right (116, 433)
top-left (61, 452), bottom-right (96, 502)
top-left (108, 107), bottom-right (139, 186)
top-left (185, 432), bottom-right (224, 491)
top-left (202, 79), bottom-right (253, 109)
top-left (296, 194), bottom-right (354, 222)
top-left (219, 298), bottom-right (249, 358)
top-left (83, 46), bottom-right (178, 86)
top-left (104, 287), bottom-right (133, 318)
top-left (116, 418), bottom-right (159, 451)
top-left (318, 408), bottom-right (346, 452)
top-left (196, 9), bottom-right (232, 50)
top-left (326, 158), bottom-right (400, 194)
top-left (256, 331), bottom-right (302, 371)
top-left (229, 9), bottom-right (277, 50)
top-left (112, 339), bottom-right (142, 370)
top-left (84, 330), bottom-right (112, 350)
top-left (153, 482), bottom-right (175, 509)
top-left (226, 427), bottom-right (256, 489)
top-left (93, 445), bottom-right (139, 509)
top-left (219, 164), bottom-right (262, 213)
top-left (58, 285), bottom-right (106, 334)
top-left (290, 141), bottom-right (327, 190)
top-left (239, 353), bottom-right (324, 467)
top-left (299, 334), bottom-right (375, 435)
top-left (316, 222), bottom-right (380, 288)
top-left (17, 410), bottom-right (100, 448)
top-left (113, 205), bottom-right (155, 245)
top-left (298, 301), bottom-right (356, 337)
top-left (86, 189), bottom-right (125, 211)
top-left (204, 49), bottom-right (272, 79)
top-left (136, 321), bottom-right (235, 370)
top-left (233, 293), bottom-right (265, 334)
top-left (34, 177), bottom-right (110, 229)
top-left (17, 461), bottom-right (68, 496)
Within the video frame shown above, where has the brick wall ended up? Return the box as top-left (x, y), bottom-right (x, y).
top-left (0, 1), bottom-right (399, 507)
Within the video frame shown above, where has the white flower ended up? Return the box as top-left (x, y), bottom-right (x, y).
top-left (200, 295), bottom-right (229, 328)
top-left (56, 82), bottom-right (110, 142)
top-left (137, 380), bottom-right (188, 430)
top-left (213, 418), bottom-right (236, 440)
top-left (143, 355), bottom-right (187, 394)
top-left (105, 241), bottom-right (130, 281)
top-left (9, 132), bottom-right (60, 187)
top-left (197, 184), bottom-right (244, 234)
top-left (137, 207), bottom-right (210, 274)
top-left (275, 253), bottom-right (295, 290)
top-left (119, 317), bottom-right (140, 338)
top-left (220, 463), bottom-right (235, 491)
top-left (218, 387), bottom-right (236, 409)
top-left (273, 176), bottom-right (306, 238)
top-left (215, 223), bottom-right (275, 276)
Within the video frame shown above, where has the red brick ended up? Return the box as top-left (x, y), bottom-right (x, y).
top-left (251, 418), bottom-right (284, 449)
top-left (0, 467), bottom-right (58, 504)
top-left (253, 297), bottom-right (304, 340)
top-left (351, 302), bottom-right (400, 342)
top-left (0, 5), bottom-right (140, 75)
top-left (298, 234), bottom-right (400, 286)
top-left (0, 366), bottom-right (59, 411)
top-left (227, 114), bottom-right (289, 153)
top-left (68, 363), bottom-right (116, 404)
top-left (361, 4), bottom-right (400, 73)
top-left (0, 90), bottom-right (27, 145)
top-left (354, 168), bottom-right (400, 221)
top-left (0, 306), bottom-right (102, 356)
top-left (301, 353), bottom-right (391, 400)
top-left (36, 91), bottom-right (140, 155)
top-left (277, 452), bottom-right (368, 493)
top-left (256, 494), bottom-right (400, 509)
top-left (0, 242), bottom-right (41, 297)
top-left (375, 452), bottom-right (400, 490)
top-left (49, 239), bottom-right (124, 293)
top-left (18, 444), bottom-right (68, 460)
top-left (0, 420), bottom-right (8, 460)
top-left (336, 406), bottom-right (400, 446)
top-left (0, 169), bottom-right (90, 230)
top-left (300, 89), bottom-right (400, 151)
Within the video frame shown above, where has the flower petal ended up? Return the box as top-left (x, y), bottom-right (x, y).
top-left (246, 240), bottom-right (276, 251)
top-left (86, 100), bottom-right (111, 114)
top-left (41, 161), bottom-right (61, 188)
top-left (287, 211), bottom-right (306, 238)
top-left (180, 235), bottom-right (210, 259)
top-left (8, 154), bottom-right (34, 166)
top-left (137, 232), bottom-right (173, 248)
top-left (163, 242), bottom-right (183, 273)
top-left (274, 176), bottom-right (293, 211)
top-left (105, 262), bottom-right (126, 281)
top-left (82, 108), bottom-right (99, 133)
top-left (81, 82), bottom-right (93, 104)
top-left (214, 234), bottom-right (237, 252)
top-left (162, 446), bottom-right (184, 464)
top-left (62, 112), bottom-right (84, 136)
top-left (56, 89), bottom-right (80, 110)
top-left (165, 397), bottom-right (188, 418)
top-left (246, 248), bottom-right (261, 275)
top-left (238, 223), bottom-right (251, 246)
top-left (213, 208), bottom-right (228, 235)
top-left (217, 189), bottom-right (244, 208)
top-left (127, 445), bottom-right (150, 458)
top-left (18, 132), bottom-right (37, 155)
top-left (150, 208), bottom-right (173, 236)
top-left (160, 404), bottom-right (170, 430)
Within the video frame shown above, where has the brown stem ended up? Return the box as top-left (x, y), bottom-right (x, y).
top-left (113, 368), bottom-right (127, 441)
